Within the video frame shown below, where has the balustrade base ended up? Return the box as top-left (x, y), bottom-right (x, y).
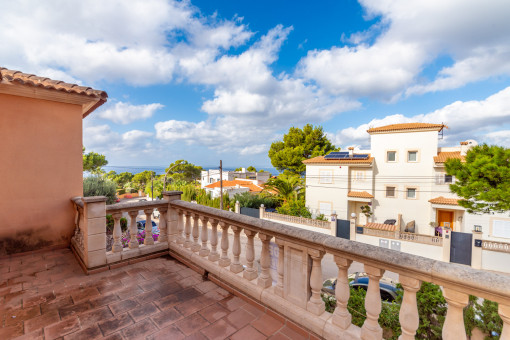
top-left (199, 248), bottom-right (210, 257)
top-left (230, 263), bottom-right (244, 273)
top-left (106, 242), bottom-right (168, 264)
top-left (243, 269), bottom-right (258, 281)
top-left (218, 258), bottom-right (231, 267)
top-left (208, 253), bottom-right (220, 262)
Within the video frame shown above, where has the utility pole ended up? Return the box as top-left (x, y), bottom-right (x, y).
top-left (151, 173), bottom-right (154, 201)
top-left (220, 160), bottom-right (223, 210)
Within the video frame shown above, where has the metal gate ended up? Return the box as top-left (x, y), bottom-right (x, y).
top-left (240, 207), bottom-right (259, 219)
top-left (450, 231), bottom-right (472, 266)
top-left (336, 219), bottom-right (350, 239)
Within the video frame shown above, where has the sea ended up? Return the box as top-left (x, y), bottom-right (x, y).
top-left (100, 165), bottom-right (279, 176)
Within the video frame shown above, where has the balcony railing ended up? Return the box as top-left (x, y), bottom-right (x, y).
top-left (71, 192), bottom-right (510, 339)
top-left (361, 226), bottom-right (443, 246)
top-left (262, 210), bottom-right (331, 229)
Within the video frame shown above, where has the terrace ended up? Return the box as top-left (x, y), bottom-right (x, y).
top-left (2, 191), bottom-right (510, 339)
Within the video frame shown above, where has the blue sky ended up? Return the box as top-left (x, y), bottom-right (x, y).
top-left (2, 0), bottom-right (510, 170)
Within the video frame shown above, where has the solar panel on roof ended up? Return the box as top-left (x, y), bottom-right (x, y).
top-left (324, 151), bottom-right (350, 159)
top-left (352, 154), bottom-right (369, 159)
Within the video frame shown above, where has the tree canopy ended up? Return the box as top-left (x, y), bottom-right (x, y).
top-left (165, 160), bottom-right (203, 182)
top-left (83, 147), bottom-right (108, 174)
top-left (132, 170), bottom-right (155, 190)
top-left (445, 144), bottom-right (510, 214)
top-left (268, 124), bottom-right (338, 174)
top-left (234, 166), bottom-right (257, 172)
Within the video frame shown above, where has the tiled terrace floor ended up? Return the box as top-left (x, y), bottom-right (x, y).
top-left (1, 249), bottom-right (318, 340)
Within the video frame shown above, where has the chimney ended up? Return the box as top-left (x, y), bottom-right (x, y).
top-left (348, 146), bottom-right (354, 157)
top-left (241, 167), bottom-right (246, 173)
top-left (460, 140), bottom-right (477, 155)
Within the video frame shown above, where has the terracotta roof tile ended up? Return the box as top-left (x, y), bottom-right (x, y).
top-left (0, 67), bottom-right (107, 117)
top-left (367, 123), bottom-right (447, 134)
top-left (428, 196), bottom-right (459, 205)
top-left (347, 191), bottom-right (374, 199)
top-left (205, 180), bottom-right (263, 192)
top-left (434, 151), bottom-right (465, 163)
top-left (365, 222), bottom-right (397, 232)
top-left (303, 155), bottom-right (373, 165)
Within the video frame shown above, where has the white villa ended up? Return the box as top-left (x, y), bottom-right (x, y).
top-left (200, 168), bottom-right (270, 189)
top-left (304, 123), bottom-right (510, 240)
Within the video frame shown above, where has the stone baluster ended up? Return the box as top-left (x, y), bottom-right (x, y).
top-left (230, 226), bottom-right (243, 273)
top-left (191, 213), bottom-right (201, 252)
top-left (361, 265), bottom-right (385, 339)
top-left (128, 211), bottom-right (139, 249)
top-left (158, 207), bottom-right (168, 243)
top-left (307, 249), bottom-right (325, 315)
top-left (184, 212), bottom-right (192, 248)
top-left (143, 208), bottom-right (154, 245)
top-left (219, 222), bottom-right (231, 267)
top-left (112, 212), bottom-right (123, 252)
top-left (257, 233), bottom-right (273, 288)
top-left (243, 229), bottom-right (258, 280)
top-left (398, 276), bottom-right (421, 340)
top-left (176, 210), bottom-right (184, 244)
top-left (499, 304), bottom-right (510, 339)
top-left (208, 219), bottom-right (219, 262)
top-left (199, 216), bottom-right (210, 257)
top-left (332, 256), bottom-right (353, 329)
top-left (442, 288), bottom-right (468, 340)
top-left (274, 239), bottom-right (284, 297)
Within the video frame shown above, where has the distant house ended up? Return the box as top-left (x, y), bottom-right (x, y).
top-left (204, 179), bottom-right (264, 198)
top-left (303, 123), bottom-right (510, 240)
top-left (0, 67), bottom-right (107, 255)
top-left (200, 168), bottom-right (270, 188)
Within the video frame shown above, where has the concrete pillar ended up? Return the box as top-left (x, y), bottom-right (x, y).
top-left (350, 216), bottom-right (356, 241)
top-left (442, 226), bottom-right (451, 262)
top-left (471, 230), bottom-right (483, 270)
top-left (162, 191), bottom-right (182, 244)
top-left (235, 200), bottom-right (240, 214)
top-left (259, 204), bottom-right (265, 218)
top-left (81, 196), bottom-right (107, 268)
top-left (330, 211), bottom-right (337, 236)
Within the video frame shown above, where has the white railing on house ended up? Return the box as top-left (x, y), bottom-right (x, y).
top-left (482, 240), bottom-right (510, 254)
top-left (262, 210), bottom-right (331, 229)
top-left (360, 226), bottom-right (443, 246)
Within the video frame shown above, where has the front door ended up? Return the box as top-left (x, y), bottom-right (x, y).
top-left (437, 210), bottom-right (454, 230)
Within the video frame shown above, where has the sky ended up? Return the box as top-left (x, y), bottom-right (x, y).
top-left (2, 0), bottom-right (510, 170)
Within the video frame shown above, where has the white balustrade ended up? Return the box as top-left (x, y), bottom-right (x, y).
top-left (158, 207), bottom-right (168, 243)
top-left (230, 225), bottom-right (243, 273)
top-left (199, 215), bottom-right (210, 257)
top-left (191, 213), bottom-right (200, 252)
top-left (361, 265), bottom-right (384, 339)
top-left (243, 229), bottom-right (258, 280)
top-left (332, 256), bottom-right (353, 329)
top-left (442, 288), bottom-right (468, 340)
top-left (143, 208), bottom-right (154, 245)
top-left (128, 210), bottom-right (139, 249)
top-left (274, 238), bottom-right (284, 297)
top-left (398, 275), bottom-right (421, 340)
top-left (257, 233), bottom-right (272, 288)
top-left (208, 219), bottom-right (219, 262)
top-left (307, 249), bottom-right (325, 315)
top-left (112, 212), bottom-right (123, 252)
top-left (218, 222), bottom-right (231, 267)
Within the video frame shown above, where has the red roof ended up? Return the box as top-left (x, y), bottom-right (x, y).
top-left (205, 180), bottom-right (263, 192)
top-left (434, 151), bottom-right (465, 163)
top-left (348, 191), bottom-right (374, 199)
top-left (428, 196), bottom-right (459, 205)
top-left (367, 123), bottom-right (447, 134)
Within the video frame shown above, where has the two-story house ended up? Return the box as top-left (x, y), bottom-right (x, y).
top-left (304, 123), bottom-right (510, 239)
top-left (200, 168), bottom-right (270, 188)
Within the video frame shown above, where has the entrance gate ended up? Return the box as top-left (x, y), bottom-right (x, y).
top-left (336, 219), bottom-right (350, 240)
top-left (450, 231), bottom-right (472, 266)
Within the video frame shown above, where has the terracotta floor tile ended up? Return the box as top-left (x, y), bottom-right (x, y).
top-left (156, 282), bottom-right (182, 297)
top-left (157, 272), bottom-right (182, 284)
top-left (109, 298), bottom-right (139, 315)
top-left (12, 328), bottom-right (44, 340)
top-left (96, 280), bottom-right (123, 295)
top-left (194, 281), bottom-right (218, 294)
top-left (268, 332), bottom-right (291, 340)
top-left (155, 293), bottom-right (180, 310)
top-left (41, 296), bottom-right (73, 314)
top-left (59, 301), bottom-right (92, 319)
top-left (175, 312), bottom-right (210, 336)
top-left (218, 295), bottom-right (246, 312)
top-left (43, 315), bottom-right (80, 340)
top-left (103, 332), bottom-right (124, 340)
top-left (25, 310), bottom-right (61, 333)
top-left (98, 313), bottom-right (134, 336)
top-left (121, 318), bottom-right (157, 339)
top-left (251, 314), bottom-right (284, 336)
top-left (148, 325), bottom-right (185, 340)
top-left (89, 293), bottom-right (119, 308)
top-left (198, 303), bottom-right (229, 323)
top-left (70, 287), bottom-right (100, 304)
top-left (230, 325), bottom-right (266, 340)
top-left (199, 319), bottom-right (237, 340)
top-left (2, 304), bottom-right (41, 326)
top-left (178, 276), bottom-right (203, 288)
top-left (184, 332), bottom-right (208, 340)
top-left (175, 287), bottom-right (203, 303)
top-left (202, 288), bottom-right (230, 302)
top-left (135, 289), bottom-right (162, 304)
top-left (128, 302), bottom-right (159, 322)
top-left (63, 324), bottom-right (102, 340)
top-left (224, 307), bottom-right (258, 329)
top-left (121, 274), bottom-right (146, 286)
top-left (151, 307), bottom-right (183, 329)
top-left (77, 306), bottom-right (114, 327)
top-left (175, 297), bottom-right (207, 317)
top-left (139, 278), bottom-right (163, 292)
top-left (241, 304), bottom-right (264, 318)
top-left (0, 322), bottom-right (24, 340)
top-left (116, 285), bottom-right (144, 300)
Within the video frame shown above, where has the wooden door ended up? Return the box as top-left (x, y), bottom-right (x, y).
top-left (437, 210), bottom-right (454, 230)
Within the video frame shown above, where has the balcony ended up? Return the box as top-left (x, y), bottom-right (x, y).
top-left (1, 191), bottom-right (510, 339)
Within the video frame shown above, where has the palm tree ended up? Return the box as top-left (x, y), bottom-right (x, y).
top-left (263, 173), bottom-right (304, 202)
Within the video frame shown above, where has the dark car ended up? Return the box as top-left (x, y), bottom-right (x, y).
top-left (322, 272), bottom-right (399, 302)
top-left (136, 220), bottom-right (159, 234)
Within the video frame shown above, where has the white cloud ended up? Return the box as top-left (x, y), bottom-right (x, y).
top-left (299, 0), bottom-right (510, 100)
top-left (98, 102), bottom-right (164, 124)
top-left (330, 86), bottom-right (510, 147)
top-left (240, 145), bottom-right (268, 155)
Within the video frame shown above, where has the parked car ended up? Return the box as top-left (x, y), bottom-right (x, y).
top-left (322, 272), bottom-right (399, 302)
top-left (136, 220), bottom-right (159, 234)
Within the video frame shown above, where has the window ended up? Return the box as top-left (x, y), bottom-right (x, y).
top-left (354, 171), bottom-right (365, 181)
top-left (407, 151), bottom-right (418, 162)
top-left (406, 188), bottom-right (417, 199)
top-left (386, 186), bottom-right (396, 198)
top-left (209, 178), bottom-right (214, 183)
top-left (436, 173), bottom-right (455, 185)
top-left (387, 151), bottom-right (396, 162)
top-left (492, 219), bottom-right (510, 239)
top-left (444, 175), bottom-right (453, 183)
top-left (319, 170), bottom-right (333, 184)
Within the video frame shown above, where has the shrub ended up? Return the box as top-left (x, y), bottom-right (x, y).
top-left (116, 188), bottom-right (126, 195)
top-left (233, 192), bottom-right (279, 209)
top-left (83, 176), bottom-right (117, 204)
top-left (276, 198), bottom-right (311, 218)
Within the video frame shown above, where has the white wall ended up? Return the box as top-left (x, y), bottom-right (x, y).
top-left (355, 234), bottom-right (443, 261)
top-left (263, 218), bottom-right (332, 235)
top-left (481, 250), bottom-right (510, 273)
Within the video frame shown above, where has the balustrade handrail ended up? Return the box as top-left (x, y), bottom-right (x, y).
top-left (482, 240), bottom-right (510, 254)
top-left (263, 211), bottom-right (330, 229)
top-left (170, 200), bottom-right (510, 304)
top-left (106, 199), bottom-right (168, 212)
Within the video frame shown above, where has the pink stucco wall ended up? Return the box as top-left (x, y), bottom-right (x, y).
top-left (0, 93), bottom-right (83, 255)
